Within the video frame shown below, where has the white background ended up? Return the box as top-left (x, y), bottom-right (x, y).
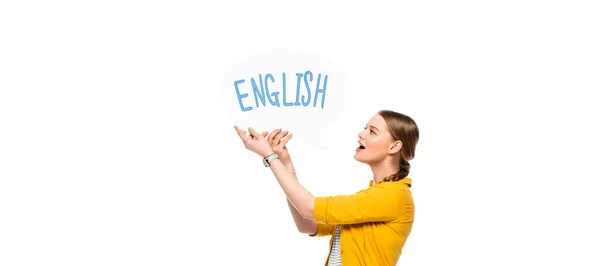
top-left (1, 1), bottom-right (599, 265)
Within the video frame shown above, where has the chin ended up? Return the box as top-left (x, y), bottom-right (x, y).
top-left (354, 153), bottom-right (367, 163)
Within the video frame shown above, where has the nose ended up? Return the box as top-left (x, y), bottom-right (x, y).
top-left (358, 129), bottom-right (365, 139)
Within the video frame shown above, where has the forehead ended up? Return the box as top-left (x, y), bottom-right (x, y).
top-left (366, 114), bottom-right (389, 131)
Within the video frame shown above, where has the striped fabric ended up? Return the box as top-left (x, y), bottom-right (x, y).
top-left (327, 225), bottom-right (342, 266)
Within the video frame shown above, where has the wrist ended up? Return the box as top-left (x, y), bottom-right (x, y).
top-left (280, 157), bottom-right (294, 170)
top-left (262, 152), bottom-right (279, 167)
top-left (261, 149), bottom-right (275, 158)
top-left (279, 158), bottom-right (292, 167)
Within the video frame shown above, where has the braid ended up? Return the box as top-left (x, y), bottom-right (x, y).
top-left (382, 158), bottom-right (411, 183)
top-left (398, 158), bottom-right (410, 179)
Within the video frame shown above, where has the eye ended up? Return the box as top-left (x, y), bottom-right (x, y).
top-left (364, 126), bottom-right (376, 135)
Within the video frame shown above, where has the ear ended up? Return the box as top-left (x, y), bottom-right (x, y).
top-left (388, 140), bottom-right (403, 155)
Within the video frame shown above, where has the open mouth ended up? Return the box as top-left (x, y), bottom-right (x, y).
top-left (357, 141), bottom-right (366, 149)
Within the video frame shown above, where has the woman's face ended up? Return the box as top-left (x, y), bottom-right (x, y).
top-left (354, 114), bottom-right (398, 164)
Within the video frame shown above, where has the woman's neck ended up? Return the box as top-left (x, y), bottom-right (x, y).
top-left (370, 160), bottom-right (399, 184)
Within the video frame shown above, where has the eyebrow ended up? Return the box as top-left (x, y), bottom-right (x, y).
top-left (367, 125), bottom-right (380, 132)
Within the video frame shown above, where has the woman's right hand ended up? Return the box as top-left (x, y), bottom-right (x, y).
top-left (266, 128), bottom-right (293, 165)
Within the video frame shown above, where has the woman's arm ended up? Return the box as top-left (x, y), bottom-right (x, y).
top-left (260, 128), bottom-right (318, 233)
top-left (283, 163), bottom-right (317, 234)
top-left (280, 160), bottom-right (317, 234)
top-left (273, 157), bottom-right (410, 226)
top-left (236, 127), bottom-right (385, 228)
top-left (268, 158), bottom-right (316, 220)
top-left (287, 194), bottom-right (317, 234)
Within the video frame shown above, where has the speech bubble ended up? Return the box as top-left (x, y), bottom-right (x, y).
top-left (221, 49), bottom-right (345, 150)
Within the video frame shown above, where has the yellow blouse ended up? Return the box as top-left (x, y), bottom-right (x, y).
top-left (311, 178), bottom-right (415, 266)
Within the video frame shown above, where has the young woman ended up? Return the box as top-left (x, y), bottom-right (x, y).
top-left (234, 110), bottom-right (419, 266)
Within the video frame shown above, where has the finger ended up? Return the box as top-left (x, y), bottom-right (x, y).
top-left (248, 127), bottom-right (262, 139)
top-left (280, 133), bottom-right (293, 146)
top-left (267, 129), bottom-right (281, 144)
top-left (267, 128), bottom-right (282, 144)
top-left (261, 131), bottom-right (268, 138)
top-left (274, 130), bottom-right (289, 144)
top-left (233, 126), bottom-right (249, 142)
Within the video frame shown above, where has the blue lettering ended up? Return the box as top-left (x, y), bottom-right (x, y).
top-left (265, 73), bottom-right (280, 107)
top-left (302, 71), bottom-right (313, 106)
top-left (314, 74), bottom-right (327, 109)
top-left (282, 73), bottom-right (293, 106)
top-left (234, 79), bottom-right (252, 112)
top-left (233, 72), bottom-right (328, 111)
top-left (294, 73), bottom-right (303, 106)
top-left (251, 74), bottom-right (267, 108)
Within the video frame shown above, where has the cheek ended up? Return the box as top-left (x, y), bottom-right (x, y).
top-left (367, 142), bottom-right (388, 155)
top-left (373, 145), bottom-right (388, 155)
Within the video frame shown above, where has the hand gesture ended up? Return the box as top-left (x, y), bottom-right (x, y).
top-left (233, 126), bottom-right (274, 158)
top-left (266, 129), bottom-right (293, 164)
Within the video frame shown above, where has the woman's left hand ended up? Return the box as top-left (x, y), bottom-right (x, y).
top-left (234, 126), bottom-right (274, 158)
